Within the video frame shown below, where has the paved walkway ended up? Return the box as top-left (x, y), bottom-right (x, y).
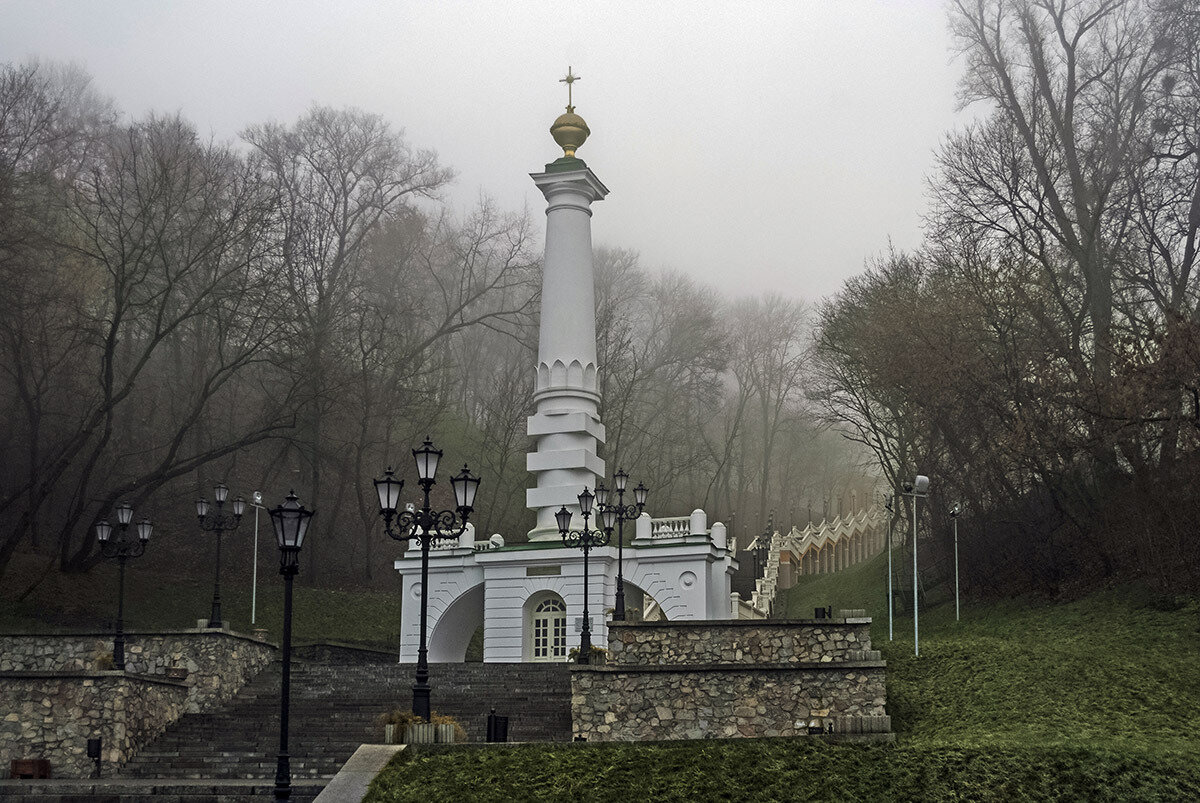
top-left (314, 744), bottom-right (405, 802)
top-left (0, 777), bottom-right (328, 800)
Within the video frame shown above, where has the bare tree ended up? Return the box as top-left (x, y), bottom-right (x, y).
top-left (0, 100), bottom-right (295, 586)
top-left (243, 106), bottom-right (453, 582)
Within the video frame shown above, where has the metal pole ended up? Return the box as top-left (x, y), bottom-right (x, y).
top-left (114, 555), bottom-right (127, 671)
top-left (274, 565), bottom-right (295, 801)
top-left (580, 540), bottom-right (592, 662)
top-left (413, 537), bottom-right (431, 720)
top-left (954, 515), bottom-right (960, 622)
top-left (912, 496), bottom-right (919, 657)
top-left (209, 529), bottom-right (223, 628)
top-left (887, 498), bottom-right (893, 641)
top-left (251, 506), bottom-right (260, 626)
top-left (614, 499), bottom-right (626, 621)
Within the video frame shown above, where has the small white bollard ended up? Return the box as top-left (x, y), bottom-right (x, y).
top-left (711, 521), bottom-right (727, 549)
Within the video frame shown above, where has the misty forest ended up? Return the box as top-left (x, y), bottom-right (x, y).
top-left (2, 0), bottom-right (1199, 612)
top-left (0, 71), bottom-right (867, 598)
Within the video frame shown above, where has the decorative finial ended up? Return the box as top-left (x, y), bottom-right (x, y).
top-left (560, 66), bottom-right (580, 114)
top-left (551, 66), bottom-right (590, 159)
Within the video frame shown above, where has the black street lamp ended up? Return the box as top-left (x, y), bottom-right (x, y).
top-left (194, 483), bottom-right (245, 628)
top-left (556, 488), bottom-right (611, 664)
top-left (374, 439), bottom-right (480, 721)
top-left (269, 490), bottom-right (313, 803)
top-left (95, 503), bottom-right (152, 671)
top-left (884, 492), bottom-right (897, 642)
top-left (902, 474), bottom-right (930, 657)
top-left (950, 502), bottom-right (962, 622)
top-left (596, 470), bottom-right (648, 621)
top-left (751, 524), bottom-right (770, 579)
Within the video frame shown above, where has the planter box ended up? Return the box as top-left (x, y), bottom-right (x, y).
top-left (382, 721), bottom-right (459, 744)
top-left (406, 723), bottom-right (436, 744)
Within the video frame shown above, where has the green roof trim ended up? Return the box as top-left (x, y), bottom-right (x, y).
top-left (545, 156), bottom-right (588, 173)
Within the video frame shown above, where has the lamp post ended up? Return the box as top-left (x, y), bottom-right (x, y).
top-left (374, 439), bottom-right (480, 720)
top-left (950, 502), bottom-right (962, 622)
top-left (884, 492), bottom-right (895, 641)
top-left (195, 483), bottom-right (245, 628)
top-left (752, 525), bottom-right (770, 578)
top-left (597, 469), bottom-right (647, 621)
top-left (556, 488), bottom-right (610, 663)
top-left (95, 503), bottom-right (152, 671)
top-left (269, 491), bottom-right (313, 803)
top-left (251, 491), bottom-right (264, 626)
top-left (901, 475), bottom-right (930, 657)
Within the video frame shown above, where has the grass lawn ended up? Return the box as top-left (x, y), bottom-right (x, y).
top-left (365, 551), bottom-right (1200, 802)
top-left (0, 552), bottom-right (402, 649)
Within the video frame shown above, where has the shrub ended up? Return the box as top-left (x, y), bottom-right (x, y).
top-left (430, 711), bottom-right (468, 742)
top-left (376, 708), bottom-right (424, 742)
top-left (567, 645), bottom-right (608, 663)
top-left (376, 708), bottom-right (467, 742)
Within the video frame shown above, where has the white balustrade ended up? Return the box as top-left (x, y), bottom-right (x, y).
top-left (649, 516), bottom-right (692, 538)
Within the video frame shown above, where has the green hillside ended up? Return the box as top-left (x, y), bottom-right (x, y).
top-left (782, 550), bottom-right (1200, 753)
top-left (779, 549), bottom-right (896, 624)
top-left (366, 549), bottom-right (1200, 802)
top-left (0, 553), bottom-right (401, 649)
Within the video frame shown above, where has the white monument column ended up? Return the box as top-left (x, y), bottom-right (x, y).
top-left (526, 72), bottom-right (609, 537)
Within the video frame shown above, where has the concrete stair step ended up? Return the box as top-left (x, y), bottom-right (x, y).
top-left (118, 658), bottom-right (573, 784)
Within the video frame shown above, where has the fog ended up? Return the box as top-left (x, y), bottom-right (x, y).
top-left (1, 0), bottom-right (968, 301)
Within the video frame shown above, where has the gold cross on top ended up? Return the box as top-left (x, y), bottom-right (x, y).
top-left (560, 67), bottom-right (580, 113)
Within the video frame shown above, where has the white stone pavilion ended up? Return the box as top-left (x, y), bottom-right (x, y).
top-left (395, 76), bottom-right (741, 663)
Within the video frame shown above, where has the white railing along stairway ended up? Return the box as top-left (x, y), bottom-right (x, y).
top-left (746, 509), bottom-right (887, 616)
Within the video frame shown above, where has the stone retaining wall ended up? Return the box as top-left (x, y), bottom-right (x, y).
top-left (607, 618), bottom-right (878, 666)
top-left (572, 663), bottom-right (886, 740)
top-left (0, 630), bottom-right (275, 713)
top-left (572, 619), bottom-right (889, 742)
top-left (0, 672), bottom-right (187, 777)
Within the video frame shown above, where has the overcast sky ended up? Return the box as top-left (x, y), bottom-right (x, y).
top-left (2, 0), bottom-right (973, 303)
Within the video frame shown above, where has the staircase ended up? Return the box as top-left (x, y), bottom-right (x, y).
top-left (118, 659), bottom-right (573, 784)
top-left (0, 658), bottom-right (571, 801)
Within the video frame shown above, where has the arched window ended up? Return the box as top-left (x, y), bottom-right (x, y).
top-left (532, 597), bottom-right (567, 661)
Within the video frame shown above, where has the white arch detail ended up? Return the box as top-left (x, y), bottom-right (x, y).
top-left (396, 512), bottom-right (738, 662)
top-left (624, 565), bottom-right (688, 620)
top-left (427, 582), bottom-right (484, 662)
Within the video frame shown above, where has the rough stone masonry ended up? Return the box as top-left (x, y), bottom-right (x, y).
top-left (0, 630), bottom-right (274, 776)
top-left (571, 618), bottom-right (889, 741)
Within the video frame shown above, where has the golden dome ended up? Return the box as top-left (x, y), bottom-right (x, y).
top-left (551, 110), bottom-right (590, 158)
